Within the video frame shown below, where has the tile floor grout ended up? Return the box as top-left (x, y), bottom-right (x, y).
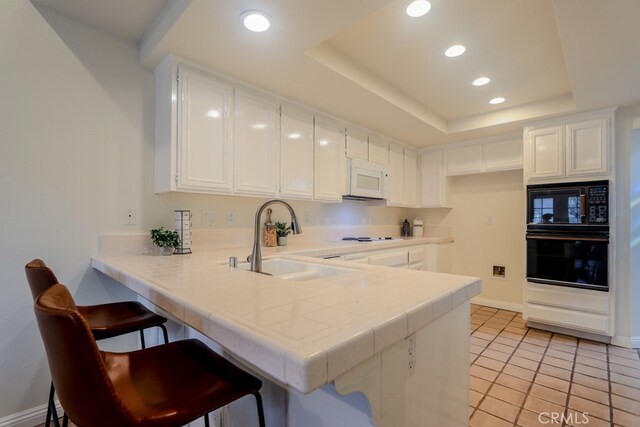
top-left (469, 304), bottom-right (640, 427)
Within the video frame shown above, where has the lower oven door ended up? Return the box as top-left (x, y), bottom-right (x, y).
top-left (526, 233), bottom-right (609, 291)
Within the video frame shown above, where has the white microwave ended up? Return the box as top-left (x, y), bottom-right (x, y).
top-left (344, 158), bottom-right (387, 200)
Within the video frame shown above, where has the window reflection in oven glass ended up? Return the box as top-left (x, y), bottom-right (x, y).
top-left (531, 195), bottom-right (581, 224)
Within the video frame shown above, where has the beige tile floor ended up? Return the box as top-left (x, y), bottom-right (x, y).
top-left (40, 304), bottom-right (640, 427)
top-left (470, 304), bottom-right (640, 427)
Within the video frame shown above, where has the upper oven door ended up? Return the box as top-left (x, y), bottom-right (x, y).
top-left (527, 184), bottom-right (585, 226)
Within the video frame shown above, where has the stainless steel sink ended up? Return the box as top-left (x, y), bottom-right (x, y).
top-left (237, 258), bottom-right (356, 281)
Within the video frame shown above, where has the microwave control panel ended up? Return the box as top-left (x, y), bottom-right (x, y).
top-left (587, 185), bottom-right (608, 224)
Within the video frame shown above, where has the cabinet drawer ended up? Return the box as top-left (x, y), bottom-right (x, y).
top-left (525, 283), bottom-right (609, 314)
top-left (369, 250), bottom-right (408, 268)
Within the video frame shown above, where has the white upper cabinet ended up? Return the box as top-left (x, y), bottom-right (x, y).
top-left (526, 126), bottom-right (565, 180)
top-left (369, 135), bottom-right (390, 166)
top-left (233, 89), bottom-right (279, 196)
top-left (403, 148), bottom-right (418, 207)
top-left (483, 139), bottom-right (523, 172)
top-left (420, 150), bottom-right (449, 208)
top-left (525, 110), bottom-right (612, 181)
top-left (345, 128), bottom-right (368, 160)
top-left (154, 59), bottom-right (233, 194)
top-left (280, 105), bottom-right (314, 199)
top-left (445, 145), bottom-right (483, 176)
top-left (387, 143), bottom-right (405, 206)
top-left (314, 117), bottom-right (345, 202)
top-left (566, 117), bottom-right (609, 177)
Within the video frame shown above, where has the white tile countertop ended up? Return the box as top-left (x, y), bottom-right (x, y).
top-left (92, 236), bottom-right (478, 394)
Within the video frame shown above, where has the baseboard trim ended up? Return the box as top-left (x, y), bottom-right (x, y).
top-left (611, 335), bottom-right (640, 349)
top-left (0, 401), bottom-right (61, 427)
top-left (471, 297), bottom-right (523, 313)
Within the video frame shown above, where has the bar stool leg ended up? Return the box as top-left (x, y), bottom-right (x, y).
top-left (159, 324), bottom-right (169, 344)
top-left (47, 382), bottom-right (61, 427)
top-left (62, 413), bottom-right (68, 427)
top-left (254, 393), bottom-right (266, 427)
top-left (139, 329), bottom-right (146, 349)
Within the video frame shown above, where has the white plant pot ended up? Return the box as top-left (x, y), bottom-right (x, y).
top-left (277, 236), bottom-right (288, 246)
top-left (160, 246), bottom-right (174, 256)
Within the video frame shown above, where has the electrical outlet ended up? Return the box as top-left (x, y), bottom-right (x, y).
top-left (493, 265), bottom-right (506, 278)
top-left (202, 209), bottom-right (215, 227)
top-left (303, 210), bottom-right (310, 224)
top-left (407, 334), bottom-right (416, 378)
top-left (124, 209), bottom-right (137, 226)
top-left (487, 215), bottom-right (494, 225)
top-left (226, 209), bottom-right (235, 225)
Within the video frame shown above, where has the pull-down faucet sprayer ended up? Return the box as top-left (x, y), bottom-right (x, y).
top-left (249, 200), bottom-right (302, 273)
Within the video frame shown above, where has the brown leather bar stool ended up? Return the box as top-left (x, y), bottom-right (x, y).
top-left (25, 259), bottom-right (169, 427)
top-left (34, 284), bottom-right (266, 427)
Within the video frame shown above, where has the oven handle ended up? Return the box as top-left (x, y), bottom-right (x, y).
top-left (526, 234), bottom-right (609, 242)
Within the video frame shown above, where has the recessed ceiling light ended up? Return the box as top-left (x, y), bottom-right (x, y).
top-left (406, 0), bottom-right (431, 17)
top-left (240, 11), bottom-right (270, 32)
top-left (445, 45), bottom-right (466, 58)
top-left (472, 77), bottom-right (490, 86)
top-left (489, 97), bottom-right (506, 105)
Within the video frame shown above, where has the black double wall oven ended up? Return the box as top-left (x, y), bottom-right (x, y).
top-left (526, 180), bottom-right (609, 291)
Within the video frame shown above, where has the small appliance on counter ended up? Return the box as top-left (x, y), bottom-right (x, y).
top-left (401, 219), bottom-right (411, 237)
top-left (413, 218), bottom-right (423, 237)
top-left (174, 210), bottom-right (192, 254)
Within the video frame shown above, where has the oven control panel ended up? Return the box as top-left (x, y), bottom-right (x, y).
top-left (587, 185), bottom-right (608, 224)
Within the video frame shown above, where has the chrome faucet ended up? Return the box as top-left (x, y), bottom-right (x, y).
top-left (249, 199), bottom-right (302, 273)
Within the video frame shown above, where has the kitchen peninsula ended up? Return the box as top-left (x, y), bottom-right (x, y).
top-left (92, 238), bottom-right (480, 427)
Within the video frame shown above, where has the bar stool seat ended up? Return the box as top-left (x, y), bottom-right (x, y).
top-left (34, 284), bottom-right (265, 427)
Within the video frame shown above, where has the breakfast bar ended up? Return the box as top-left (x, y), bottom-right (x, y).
top-left (92, 247), bottom-right (480, 427)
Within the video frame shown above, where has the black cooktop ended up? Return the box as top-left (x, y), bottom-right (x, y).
top-left (341, 237), bottom-right (394, 242)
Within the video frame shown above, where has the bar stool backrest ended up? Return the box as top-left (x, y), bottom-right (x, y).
top-left (34, 284), bottom-right (136, 427)
top-left (25, 259), bottom-right (59, 300)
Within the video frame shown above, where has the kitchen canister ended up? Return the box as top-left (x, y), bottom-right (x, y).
top-left (174, 210), bottom-right (192, 254)
top-left (413, 218), bottom-right (424, 237)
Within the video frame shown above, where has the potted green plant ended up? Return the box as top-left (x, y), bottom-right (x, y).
top-left (150, 227), bottom-right (181, 255)
top-left (274, 221), bottom-right (290, 246)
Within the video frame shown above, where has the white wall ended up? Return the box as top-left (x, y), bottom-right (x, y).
top-left (417, 170), bottom-right (525, 310)
top-left (613, 102), bottom-right (640, 346)
top-left (0, 1), bottom-right (414, 419)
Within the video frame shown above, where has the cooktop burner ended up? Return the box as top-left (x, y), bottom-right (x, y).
top-left (341, 237), bottom-right (394, 242)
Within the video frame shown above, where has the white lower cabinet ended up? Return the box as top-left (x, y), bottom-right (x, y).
top-left (369, 249), bottom-right (409, 268)
top-left (524, 282), bottom-right (613, 336)
top-left (333, 244), bottom-right (452, 273)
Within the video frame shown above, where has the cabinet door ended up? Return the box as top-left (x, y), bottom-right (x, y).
top-left (280, 105), bottom-right (314, 199)
top-left (346, 128), bottom-right (368, 160)
top-left (526, 126), bottom-right (564, 180)
top-left (404, 148), bottom-right (418, 207)
top-left (446, 145), bottom-right (483, 176)
top-left (566, 117), bottom-right (609, 177)
top-left (314, 117), bottom-right (345, 202)
top-left (234, 90), bottom-right (279, 196)
top-left (369, 135), bottom-right (390, 166)
top-left (176, 67), bottom-right (233, 193)
top-left (387, 143), bottom-right (404, 206)
top-left (420, 150), bottom-right (448, 207)
top-left (483, 139), bottom-right (523, 171)
top-left (369, 249), bottom-right (408, 268)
